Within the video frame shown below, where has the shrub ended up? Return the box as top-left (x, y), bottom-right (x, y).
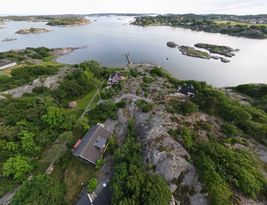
top-left (135, 100), bottom-right (154, 112)
top-left (87, 177), bottom-right (97, 193)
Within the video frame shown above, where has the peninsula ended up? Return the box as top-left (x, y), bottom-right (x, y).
top-left (133, 14), bottom-right (267, 39)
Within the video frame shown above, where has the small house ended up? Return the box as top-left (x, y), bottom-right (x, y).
top-left (0, 60), bottom-right (17, 70)
top-left (107, 72), bottom-right (124, 85)
top-left (177, 84), bottom-right (196, 97)
top-left (72, 123), bottom-right (112, 165)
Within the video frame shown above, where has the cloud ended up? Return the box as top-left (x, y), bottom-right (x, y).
top-left (0, 0), bottom-right (266, 15)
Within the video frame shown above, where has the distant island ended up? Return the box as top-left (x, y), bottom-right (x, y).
top-left (2, 38), bottom-right (17, 42)
top-left (15, 27), bottom-right (51, 34)
top-left (133, 14), bottom-right (267, 39)
top-left (167, 42), bottom-right (239, 63)
top-left (46, 17), bottom-right (90, 26)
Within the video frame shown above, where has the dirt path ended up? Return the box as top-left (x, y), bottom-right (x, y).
top-left (79, 81), bottom-right (104, 120)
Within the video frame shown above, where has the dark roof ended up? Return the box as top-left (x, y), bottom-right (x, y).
top-left (93, 185), bottom-right (112, 205)
top-left (94, 137), bottom-right (107, 149)
top-left (76, 185), bottom-right (112, 205)
top-left (0, 60), bottom-right (13, 67)
top-left (179, 84), bottom-right (195, 95)
top-left (76, 192), bottom-right (92, 205)
top-left (73, 124), bottom-right (112, 164)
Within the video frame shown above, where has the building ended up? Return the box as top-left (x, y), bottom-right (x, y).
top-left (72, 123), bottom-right (112, 165)
top-left (76, 184), bottom-right (112, 205)
top-left (0, 60), bottom-right (17, 70)
top-left (107, 72), bottom-right (124, 85)
top-left (177, 84), bottom-right (196, 97)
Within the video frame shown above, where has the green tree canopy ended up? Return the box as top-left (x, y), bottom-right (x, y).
top-left (11, 174), bottom-right (66, 205)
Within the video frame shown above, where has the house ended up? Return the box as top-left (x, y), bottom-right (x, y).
top-left (76, 184), bottom-right (112, 205)
top-left (107, 72), bottom-right (124, 85)
top-left (0, 60), bottom-right (17, 70)
top-left (72, 123), bottom-right (112, 165)
top-left (177, 84), bottom-right (196, 97)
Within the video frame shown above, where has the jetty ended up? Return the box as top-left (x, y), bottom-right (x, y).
top-left (125, 53), bottom-right (133, 64)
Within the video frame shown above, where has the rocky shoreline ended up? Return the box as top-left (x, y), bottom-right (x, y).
top-left (15, 27), bottom-right (51, 34)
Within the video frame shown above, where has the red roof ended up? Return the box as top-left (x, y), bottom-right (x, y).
top-left (73, 139), bottom-right (82, 149)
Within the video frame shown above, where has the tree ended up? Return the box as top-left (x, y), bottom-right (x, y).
top-left (42, 106), bottom-right (68, 129)
top-left (2, 155), bottom-right (33, 182)
top-left (11, 174), bottom-right (66, 205)
top-left (87, 177), bottom-right (97, 193)
top-left (19, 130), bottom-right (40, 155)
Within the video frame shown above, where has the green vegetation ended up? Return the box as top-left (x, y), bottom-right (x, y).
top-left (166, 98), bottom-right (198, 115)
top-left (111, 119), bottom-right (172, 205)
top-left (232, 84), bottom-right (267, 112)
top-left (11, 174), bottom-right (66, 205)
top-left (0, 62), bottom-right (60, 92)
top-left (0, 47), bottom-right (52, 62)
top-left (87, 177), bottom-right (97, 193)
top-left (179, 46), bottom-right (211, 59)
top-left (133, 15), bottom-right (267, 39)
top-left (194, 140), bottom-right (266, 202)
top-left (87, 100), bottom-right (118, 125)
top-left (135, 100), bottom-right (154, 112)
top-left (188, 81), bottom-right (267, 144)
top-left (47, 17), bottom-right (89, 26)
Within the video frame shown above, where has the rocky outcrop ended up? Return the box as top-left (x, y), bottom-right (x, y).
top-left (135, 112), bottom-right (207, 205)
top-left (167, 41), bottom-right (178, 48)
top-left (0, 67), bottom-right (72, 99)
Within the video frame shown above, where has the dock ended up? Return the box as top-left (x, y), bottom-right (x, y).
top-left (125, 53), bottom-right (133, 65)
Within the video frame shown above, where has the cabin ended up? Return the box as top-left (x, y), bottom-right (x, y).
top-left (177, 84), bottom-right (196, 97)
top-left (76, 184), bottom-right (111, 205)
top-left (0, 60), bottom-right (17, 70)
top-left (107, 72), bottom-right (124, 85)
top-left (72, 123), bottom-right (112, 165)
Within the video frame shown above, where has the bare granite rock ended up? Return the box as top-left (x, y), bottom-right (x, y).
top-left (135, 112), bottom-right (207, 205)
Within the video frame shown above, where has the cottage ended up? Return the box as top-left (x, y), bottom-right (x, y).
top-left (76, 184), bottom-right (111, 205)
top-left (177, 84), bottom-right (196, 97)
top-left (72, 123), bottom-right (112, 165)
top-left (0, 60), bottom-right (17, 70)
top-left (107, 72), bottom-right (124, 85)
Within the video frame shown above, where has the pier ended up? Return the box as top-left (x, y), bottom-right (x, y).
top-left (125, 53), bottom-right (133, 64)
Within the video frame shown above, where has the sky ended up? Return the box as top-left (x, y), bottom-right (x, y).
top-left (0, 0), bottom-right (266, 15)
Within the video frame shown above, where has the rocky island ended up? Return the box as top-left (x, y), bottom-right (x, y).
top-left (15, 27), bottom-right (51, 34)
top-left (195, 43), bottom-right (239, 57)
top-left (167, 41), bottom-right (238, 63)
top-left (46, 17), bottom-right (90, 26)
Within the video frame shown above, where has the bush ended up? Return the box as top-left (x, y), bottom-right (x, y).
top-left (166, 99), bottom-right (198, 115)
top-left (193, 140), bottom-right (266, 200)
top-left (222, 123), bottom-right (241, 137)
top-left (136, 100), bottom-right (154, 112)
top-left (143, 76), bottom-right (154, 84)
top-left (87, 100), bottom-right (118, 125)
top-left (87, 177), bottom-right (97, 193)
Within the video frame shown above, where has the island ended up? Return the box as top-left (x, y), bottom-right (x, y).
top-left (1, 38), bottom-right (17, 42)
top-left (167, 41), bottom-right (239, 63)
top-left (133, 14), bottom-right (267, 39)
top-left (46, 17), bottom-right (90, 26)
top-left (178, 45), bottom-right (211, 59)
top-left (195, 43), bottom-right (239, 57)
top-left (15, 27), bottom-right (51, 34)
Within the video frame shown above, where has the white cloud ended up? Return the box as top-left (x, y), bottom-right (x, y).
top-left (0, 0), bottom-right (266, 15)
